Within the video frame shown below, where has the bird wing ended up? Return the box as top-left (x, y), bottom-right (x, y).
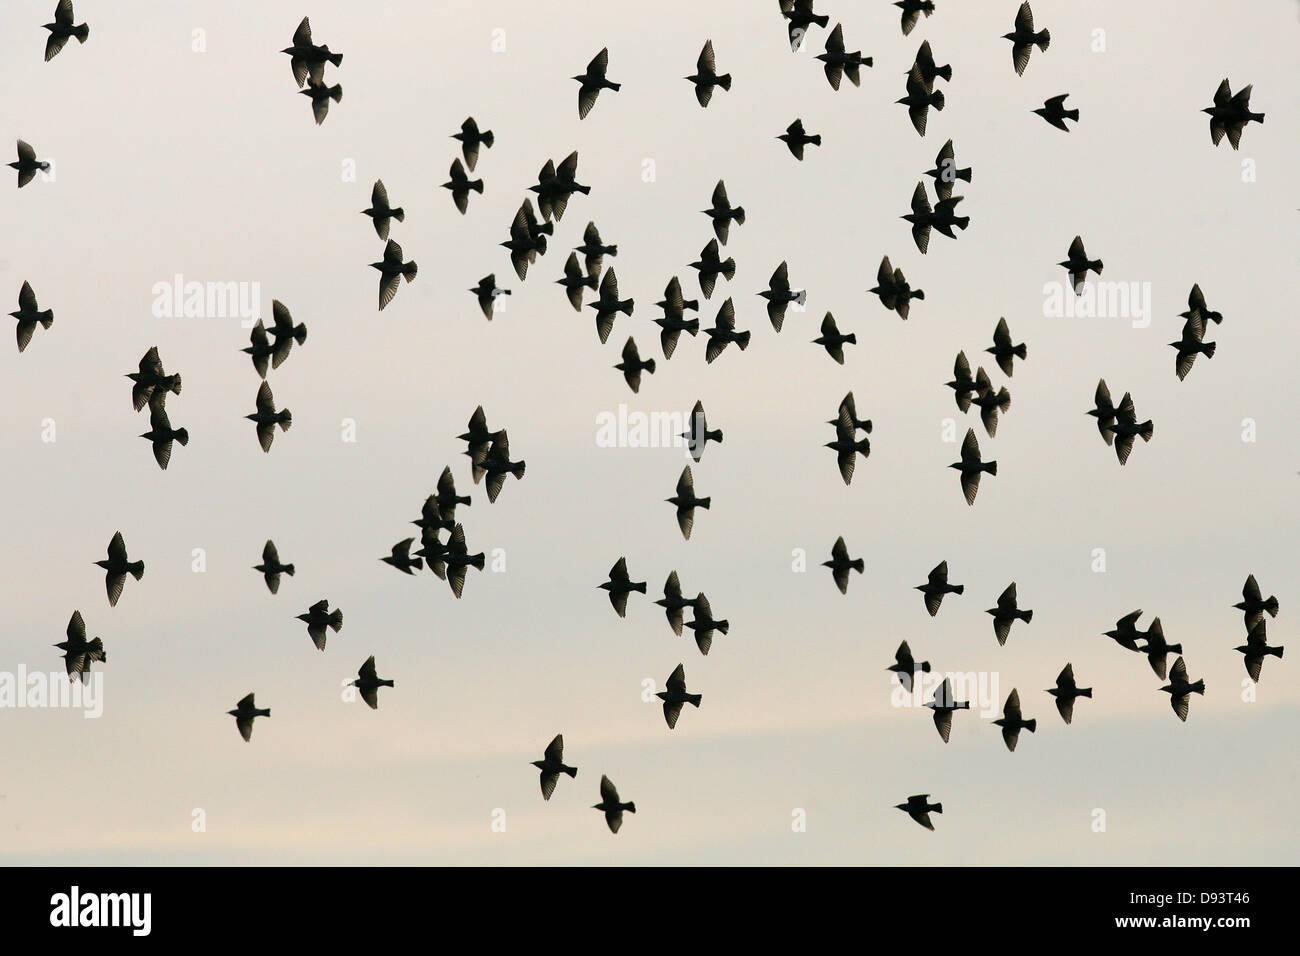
top-left (1242, 574), bottom-right (1261, 603)
top-left (18, 280), bottom-right (38, 312)
top-left (698, 40), bottom-right (716, 74)
top-left (960, 428), bottom-right (980, 463)
top-left (544, 734), bottom-right (564, 764)
top-left (1169, 656), bottom-right (1189, 684)
top-left (677, 466), bottom-right (695, 497)
top-left (1005, 689), bottom-right (1022, 720)
top-left (666, 663), bottom-right (687, 693)
top-left (67, 609), bottom-right (86, 641)
top-left (600, 775), bottom-right (619, 803)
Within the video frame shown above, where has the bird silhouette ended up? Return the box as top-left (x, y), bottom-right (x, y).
top-left (759, 261), bottom-right (806, 332)
top-left (1105, 392), bottom-right (1153, 466)
top-left (909, 40), bottom-right (950, 88)
top-left (452, 117), bottom-right (494, 171)
top-left (1104, 610), bottom-right (1147, 653)
top-left (829, 392), bottom-right (871, 434)
top-left (10, 281), bottom-right (54, 353)
top-left (971, 368), bottom-right (1011, 438)
top-left (780, 0), bottom-right (829, 50)
top-left (704, 298), bottom-right (750, 363)
top-left (94, 532), bottom-right (144, 608)
top-left (925, 139), bottom-right (969, 201)
top-left (1060, 236), bottom-right (1102, 292)
top-left (242, 321), bottom-right (275, 378)
top-left (654, 572), bottom-right (696, 636)
top-left (690, 239), bottom-right (736, 299)
top-left (254, 540), bottom-right (294, 594)
top-left (684, 593), bottom-right (728, 655)
top-left (381, 538), bottom-right (423, 575)
top-left (589, 268), bottom-right (634, 344)
top-left (778, 118), bottom-right (822, 159)
top-left (9, 140), bottom-right (49, 188)
top-left (818, 24), bottom-right (872, 90)
top-left (615, 337), bottom-right (655, 394)
top-left (870, 255), bottom-right (925, 319)
top-left (1137, 617), bottom-right (1182, 680)
top-left (458, 406), bottom-right (504, 466)
top-left (599, 558), bottom-right (646, 619)
top-left (297, 599), bottom-right (343, 651)
top-left (350, 656), bottom-right (394, 710)
top-left (825, 419), bottom-right (871, 485)
top-left (574, 221), bottom-right (616, 274)
top-left (986, 583), bottom-right (1031, 645)
top-left (903, 181), bottom-right (968, 253)
top-left (140, 407), bottom-right (189, 471)
top-left (246, 381), bottom-right (292, 453)
top-left (593, 775), bottom-right (635, 833)
top-left (444, 525), bottom-right (484, 600)
top-left (1034, 94), bottom-right (1078, 132)
top-left (925, 676), bottom-right (970, 743)
top-left (823, 537), bottom-right (865, 594)
top-left (1047, 663), bottom-right (1092, 724)
top-left (1169, 314), bottom-right (1216, 381)
top-left (557, 252), bottom-right (599, 312)
top-left (1181, 283), bottom-right (1223, 326)
top-left (42, 1), bottom-right (89, 62)
top-left (128, 347), bottom-right (182, 412)
top-left (1234, 574), bottom-right (1279, 629)
top-left (896, 794), bottom-right (942, 830)
top-left (574, 48), bottom-right (620, 119)
top-left (657, 664), bottom-right (702, 729)
top-left (986, 318), bottom-right (1026, 377)
top-left (1159, 657), bottom-right (1205, 722)
top-left (442, 158), bottom-right (483, 215)
top-left (470, 274), bottom-right (510, 320)
top-left (897, 66), bottom-right (944, 136)
top-left (301, 79), bottom-right (343, 125)
top-left (361, 179), bottom-right (404, 240)
top-left (530, 151), bottom-right (590, 222)
top-left (703, 181), bottom-right (745, 245)
top-left (227, 693), bottom-right (270, 742)
top-left (370, 239), bottom-right (417, 310)
top-left (668, 466), bottom-right (710, 540)
top-left (474, 432), bottom-right (526, 503)
top-left (951, 428), bottom-right (997, 505)
top-left (946, 352), bottom-right (978, 412)
top-left (916, 561), bottom-right (963, 617)
top-left (281, 16), bottom-right (341, 88)
top-left (993, 689), bottom-right (1037, 752)
top-left (1235, 621), bottom-right (1284, 683)
top-left (268, 300), bottom-right (306, 370)
top-left (681, 400), bottom-right (723, 462)
top-left (56, 611), bottom-right (105, 682)
top-left (654, 278), bottom-right (700, 359)
top-left (687, 40), bottom-right (731, 107)
top-left (1203, 79), bottom-right (1264, 149)
top-left (1003, 2), bottom-right (1050, 76)
top-left (813, 313), bottom-right (854, 364)
top-left (501, 202), bottom-right (548, 281)
top-left (894, 0), bottom-right (935, 36)
top-left (888, 641), bottom-right (931, 693)
top-left (532, 735), bottom-right (577, 801)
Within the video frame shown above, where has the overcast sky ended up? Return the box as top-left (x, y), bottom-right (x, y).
top-left (0, 0), bottom-right (1295, 864)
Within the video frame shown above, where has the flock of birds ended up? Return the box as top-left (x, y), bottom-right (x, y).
top-left (8, 1), bottom-right (1282, 837)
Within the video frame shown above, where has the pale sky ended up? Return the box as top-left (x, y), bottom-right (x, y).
top-left (0, 0), bottom-right (1296, 865)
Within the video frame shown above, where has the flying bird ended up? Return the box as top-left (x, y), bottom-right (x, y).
top-left (703, 181), bottom-right (745, 245)
top-left (1169, 313), bottom-right (1216, 381)
top-left (1203, 79), bottom-right (1265, 149)
top-left (916, 561), bottom-right (963, 617)
top-left (458, 406), bottom-right (504, 465)
top-left (442, 158), bottom-right (483, 215)
top-left (1104, 610), bottom-right (1147, 653)
top-left (128, 347), bottom-right (182, 412)
top-left (574, 221), bottom-right (617, 274)
top-left (777, 118), bottom-right (821, 160)
top-left (370, 239), bottom-right (418, 310)
top-left (971, 368), bottom-right (1011, 438)
top-left (888, 641), bottom-right (931, 693)
top-left (780, 0), bottom-right (829, 50)
top-left (681, 400), bottom-right (722, 462)
top-left (1235, 621), bottom-right (1284, 683)
top-left (443, 523), bottom-right (485, 599)
top-left (1159, 657), bottom-right (1205, 722)
top-left (227, 693), bottom-right (270, 742)
top-left (654, 278), bottom-right (700, 359)
top-left (1181, 283), bottom-right (1223, 326)
top-left (668, 466), bottom-right (710, 540)
top-left (654, 572), bottom-right (697, 636)
top-left (1003, 2), bottom-right (1050, 76)
top-left (599, 558), bottom-right (646, 619)
top-left (689, 239), bottom-right (736, 299)
top-left (281, 16), bottom-right (341, 87)
top-left (94, 532), bottom-right (144, 608)
top-left (1105, 392), bottom-right (1153, 466)
top-left (704, 298), bottom-right (750, 363)
top-left (557, 252), bottom-right (598, 311)
top-left (361, 179), bottom-right (404, 240)
top-left (1059, 236), bottom-right (1102, 293)
top-left (759, 261), bottom-right (806, 331)
top-left (56, 610), bottom-right (105, 682)
top-left (11, 281), bottom-right (54, 352)
top-left (894, 0), bottom-right (935, 36)
top-left (823, 537), bottom-right (865, 594)
top-left (140, 405), bottom-right (188, 471)
top-left (952, 427), bottom-right (998, 505)
top-left (268, 300), bottom-right (306, 370)
top-left (296, 599), bottom-right (343, 651)
top-left (475, 432), bottom-right (526, 503)
top-left (903, 181), bottom-right (968, 253)
top-left (687, 40), bottom-right (731, 107)
top-left (817, 24), bottom-right (872, 90)
top-left (813, 312), bottom-right (855, 364)
top-left (242, 320), bottom-right (275, 378)
top-left (574, 48), bottom-right (620, 119)
top-left (925, 676), bottom-right (970, 743)
top-left (452, 117), bottom-right (494, 171)
top-left (9, 140), bottom-right (49, 188)
top-left (946, 352), bottom-right (978, 412)
top-left (470, 275), bottom-right (510, 320)
top-left (897, 66), bottom-right (945, 136)
top-left (615, 337), bottom-right (655, 393)
top-left (1047, 663), bottom-right (1092, 725)
top-left (350, 656), bottom-right (394, 710)
top-left (530, 152), bottom-right (590, 222)
top-left (825, 420), bottom-right (871, 485)
top-left (301, 79), bottom-right (343, 125)
top-left (501, 202), bottom-right (548, 281)
top-left (381, 538), bottom-right (423, 575)
top-left (532, 735), bottom-right (577, 801)
top-left (254, 540), bottom-right (294, 594)
top-left (433, 466), bottom-right (472, 526)
top-left (986, 318), bottom-right (1026, 377)
top-left (246, 381), bottom-right (292, 453)
top-left (870, 256), bottom-right (925, 319)
top-left (909, 40), bottom-right (950, 88)
top-left (1234, 575), bottom-right (1279, 629)
top-left (593, 775), bottom-right (635, 834)
top-left (985, 583), bottom-right (1031, 645)
top-left (924, 139), bottom-right (969, 200)
top-left (42, 1), bottom-right (89, 62)
top-left (896, 794), bottom-right (942, 830)
top-left (1087, 378), bottom-right (1117, 445)
top-left (1137, 617), bottom-right (1182, 680)
top-left (656, 664), bottom-right (702, 729)
top-left (1034, 94), bottom-right (1078, 132)
top-left (684, 593), bottom-right (729, 655)
top-left (588, 268), bottom-right (634, 344)
top-left (993, 689), bottom-right (1037, 752)
top-left (829, 392), bottom-right (871, 434)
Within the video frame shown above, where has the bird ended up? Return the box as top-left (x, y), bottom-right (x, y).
top-left (909, 40), bottom-right (950, 88)
top-left (971, 368), bottom-right (1011, 438)
top-left (870, 255), bottom-right (925, 319)
top-left (759, 261), bottom-right (806, 332)
top-left (557, 252), bottom-right (599, 312)
top-left (655, 278), bottom-right (701, 359)
top-left (817, 24), bottom-right (872, 90)
top-left (615, 337), bottom-right (655, 394)
top-left (381, 538), bottom-right (423, 575)
top-left (56, 611), bottom-right (105, 682)
top-left (254, 540), bottom-right (294, 594)
top-left (268, 300), bottom-right (307, 370)
top-left (825, 420), bottom-right (871, 485)
top-left (361, 179), bottom-right (404, 240)
top-left (1087, 378), bottom-right (1117, 445)
top-left (946, 352), bottom-right (979, 412)
top-left (588, 268), bottom-right (634, 344)
top-left (812, 313), bottom-right (855, 364)
top-left (704, 298), bottom-right (750, 363)
top-left (681, 400), bottom-right (723, 462)
top-left (903, 182), bottom-right (968, 254)
top-left (1104, 610), bottom-right (1147, 653)
top-left (452, 117), bottom-right (494, 171)
top-left (1047, 663), bottom-right (1092, 725)
top-left (433, 466), bottom-right (472, 526)
top-left (593, 775), bottom-right (635, 834)
top-left (281, 16), bottom-right (341, 87)
top-left (1203, 79), bottom-right (1265, 149)
top-left (1137, 618), bottom-right (1182, 680)
top-left (1235, 621), bottom-right (1284, 683)
top-left (888, 641), bottom-right (930, 693)
top-left (470, 274), bottom-right (510, 320)
top-left (1169, 314), bottom-right (1216, 381)
top-left (894, 0), bottom-right (935, 36)
top-left (42, 1), bottom-right (90, 62)
top-left (684, 593), bottom-right (728, 655)
top-left (897, 66), bottom-right (945, 136)
top-left (924, 139), bottom-right (969, 201)
top-left (1159, 657), bottom-right (1205, 722)
top-left (458, 406), bottom-right (504, 465)
top-left (242, 320), bottom-right (275, 378)
top-left (300, 79), bottom-right (343, 125)
top-left (532, 735), bottom-right (578, 801)
top-left (442, 158), bottom-right (483, 215)
top-left (474, 432), bottom-right (526, 503)
top-left (657, 664), bottom-right (703, 730)
top-left (689, 239), bottom-right (736, 299)
top-left (916, 561), bottom-right (963, 617)
top-left (829, 392), bottom-right (872, 435)
top-left (1234, 574), bottom-right (1279, 629)
top-left (227, 693), bottom-right (270, 742)
top-left (951, 427), bottom-right (997, 507)
top-left (370, 239), bottom-right (418, 310)
top-left (668, 466), bottom-right (710, 540)
top-left (1034, 94), bottom-right (1078, 132)
top-left (896, 794), bottom-right (942, 830)
top-left (296, 599), bottom-right (343, 651)
top-left (443, 523), bottom-right (485, 599)
top-left (1003, 2), bottom-right (1050, 76)
top-left (350, 656), bottom-right (394, 710)
top-left (925, 676), bottom-right (970, 743)
top-left (985, 583), bottom-right (1031, 645)
top-left (986, 318), bottom-right (1027, 377)
top-left (574, 221), bottom-right (616, 274)
top-left (823, 537), bottom-right (865, 595)
top-left (11, 281), bottom-right (54, 353)
top-left (1105, 392), bottom-right (1153, 466)
top-left (501, 202), bottom-right (548, 281)
top-left (415, 527), bottom-right (449, 582)
top-left (246, 381), bottom-right (292, 453)
top-left (993, 689), bottom-right (1037, 752)
top-left (574, 48), bottom-right (620, 119)
top-left (687, 40), bottom-right (731, 107)
top-left (9, 140), bottom-right (49, 188)
top-left (778, 118), bottom-right (822, 159)
top-left (1181, 284), bottom-right (1223, 326)
top-left (93, 532), bottom-right (144, 608)
top-left (1059, 236), bottom-right (1102, 293)
top-left (654, 572), bottom-right (696, 636)
top-left (140, 405), bottom-right (188, 471)
top-left (128, 347), bottom-right (182, 412)
top-left (780, 0), bottom-right (829, 50)
top-left (530, 152), bottom-right (590, 222)
top-left (703, 181), bottom-right (745, 245)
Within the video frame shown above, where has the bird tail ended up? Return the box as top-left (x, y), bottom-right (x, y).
top-left (624, 802), bottom-right (636, 814)
top-left (1020, 609), bottom-right (1032, 623)
top-left (403, 261), bottom-right (418, 282)
top-left (952, 585), bottom-right (965, 595)
top-left (277, 409), bottom-right (293, 431)
top-left (511, 461), bottom-right (526, 480)
top-left (698, 497), bottom-right (711, 510)
top-left (644, 358), bottom-right (656, 374)
top-left (1025, 718), bottom-right (1037, 733)
top-left (294, 324), bottom-right (308, 345)
top-left (39, 309), bottom-right (54, 329)
top-left (575, 184), bottom-right (592, 195)
top-left (813, 14), bottom-right (829, 28)
top-left (718, 74), bottom-right (733, 91)
top-left (469, 553), bottom-right (486, 571)
top-left (620, 300), bottom-right (634, 316)
top-left (1138, 420), bottom-right (1153, 442)
top-left (721, 258), bottom-right (737, 281)
top-left (736, 331), bottom-right (751, 351)
top-left (481, 131), bottom-right (495, 147)
top-left (986, 461), bottom-right (997, 476)
top-left (1190, 679), bottom-right (1206, 695)
top-left (1265, 596), bottom-right (1279, 617)
top-left (936, 64), bottom-right (953, 82)
top-left (1036, 30), bottom-right (1051, 52)
top-left (258, 708), bottom-right (271, 717)
top-left (808, 134), bottom-right (823, 145)
top-left (471, 179), bottom-right (484, 194)
top-left (392, 207), bottom-right (405, 223)
top-left (851, 559), bottom-right (865, 573)
top-left (538, 221), bottom-right (555, 237)
top-left (1065, 108), bottom-right (1080, 122)
top-left (329, 610), bottom-right (343, 631)
top-left (1079, 688), bottom-right (1093, 698)
top-left (632, 582), bottom-right (647, 594)
top-left (169, 374), bottom-right (183, 396)
top-left (129, 561), bottom-right (145, 581)
top-left (411, 558), bottom-right (424, 571)
top-left (920, 662), bottom-right (932, 673)
top-left (75, 24), bottom-right (90, 43)
top-left (794, 290), bottom-right (808, 306)
top-left (327, 51), bottom-right (343, 68)
top-left (1169, 643), bottom-right (1183, 654)
top-left (955, 216), bottom-right (970, 230)
top-left (687, 693), bottom-right (702, 708)
top-left (608, 81), bottom-right (622, 92)
top-left (843, 333), bottom-right (857, 345)
top-left (709, 428), bottom-right (723, 443)
top-left (716, 620), bottom-right (730, 635)
top-left (931, 802), bottom-right (943, 814)
top-left (175, 427), bottom-right (189, 446)
top-left (380, 679), bottom-right (395, 688)
top-left (931, 90), bottom-right (945, 111)
top-left (996, 387), bottom-right (1011, 412)
top-left (329, 85), bottom-right (343, 103)
top-left (913, 289), bottom-right (926, 300)
top-left (1013, 343), bottom-right (1027, 359)
top-left (1202, 341), bottom-right (1216, 359)
top-left (284, 564), bottom-right (295, 577)
top-left (1267, 646), bottom-right (1284, 659)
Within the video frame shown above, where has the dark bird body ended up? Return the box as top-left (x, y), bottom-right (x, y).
top-left (574, 48), bottom-right (620, 119)
top-left (615, 337), bottom-right (655, 393)
top-left (903, 182), bottom-right (968, 254)
top-left (655, 278), bottom-right (699, 359)
top-left (704, 298), bottom-right (750, 363)
top-left (246, 381), bottom-right (292, 452)
top-left (1035, 94), bottom-right (1078, 132)
top-left (916, 560), bottom-right (963, 617)
top-left (829, 392), bottom-right (871, 435)
top-left (588, 269), bottom-right (634, 344)
top-left (690, 239), bottom-right (735, 300)
top-left (9, 140), bottom-right (49, 188)
top-left (532, 734), bottom-right (577, 801)
top-left (1169, 314), bottom-right (1215, 381)
top-left (442, 158), bottom-right (483, 215)
top-left (971, 368), bottom-right (1010, 438)
top-left (1159, 656), bottom-right (1205, 722)
top-left (593, 775), bottom-right (635, 833)
top-left (501, 202), bottom-right (548, 281)
top-left (825, 420), bottom-right (870, 485)
top-left (817, 24), bottom-right (872, 90)
top-left (704, 181), bottom-right (745, 245)
top-left (228, 693), bottom-right (270, 742)
top-left (681, 400), bottom-right (722, 462)
top-left (654, 571), bottom-right (697, 636)
top-left (350, 656), bottom-right (394, 709)
top-left (987, 317), bottom-right (1026, 377)
top-left (780, 0), bottom-right (829, 50)
top-left (254, 540), bottom-right (294, 594)
top-left (361, 179), bottom-right (404, 240)
top-left (268, 300), bottom-right (306, 369)
top-left (760, 261), bottom-right (805, 331)
top-left (458, 406), bottom-right (504, 465)
top-left (1104, 609), bottom-right (1147, 653)
top-left (11, 281), bottom-right (54, 352)
top-left (871, 256), bottom-right (925, 319)
top-left (668, 466), bottom-right (710, 540)
top-left (684, 593), bottom-right (728, 655)
top-left (43, 0), bottom-right (90, 62)
top-left (896, 794), bottom-right (942, 830)
top-left (242, 320), bottom-right (275, 378)
top-left (993, 689), bottom-right (1037, 752)
top-left (985, 583), bottom-right (1031, 645)
top-left (381, 538), bottom-right (423, 575)
top-left (140, 404), bottom-right (188, 470)
top-left (574, 221), bottom-right (616, 274)
top-left (1181, 284), bottom-right (1222, 326)
top-left (1137, 617), bottom-right (1182, 680)
top-left (56, 611), bottom-right (105, 682)
top-left (951, 427), bottom-right (997, 506)
top-left (1105, 392), bottom-right (1153, 466)
top-left (1060, 237), bottom-right (1102, 293)
top-left (1003, 2), bottom-right (1050, 76)
top-left (474, 433), bottom-right (526, 503)
top-left (1235, 621), bottom-right (1284, 683)
top-left (1047, 663), bottom-right (1092, 724)
top-left (888, 641), bottom-right (930, 693)
top-left (926, 676), bottom-right (970, 743)
top-left (1234, 574), bottom-right (1279, 629)
top-left (128, 347), bottom-right (182, 412)
top-left (925, 139), bottom-right (969, 201)
top-left (444, 523), bottom-right (485, 598)
top-left (301, 79), bottom-right (343, 125)
top-left (946, 351), bottom-right (978, 412)
top-left (281, 17), bottom-right (341, 87)
top-left (894, 0), bottom-right (935, 36)
top-left (823, 537), bottom-right (864, 594)
top-left (687, 40), bottom-right (731, 107)
top-left (470, 274), bottom-right (510, 320)
top-left (530, 152), bottom-right (590, 222)
top-left (813, 312), bottom-right (854, 364)
top-left (370, 239), bottom-right (417, 310)
top-left (297, 599), bottom-right (343, 651)
top-left (1087, 378), bottom-right (1117, 445)
top-left (452, 117), bottom-right (494, 171)
top-left (1203, 79), bottom-right (1264, 149)
top-left (557, 252), bottom-right (598, 311)
top-left (778, 118), bottom-right (821, 159)
top-left (897, 67), bottom-right (944, 136)
top-left (656, 664), bottom-right (702, 729)
top-left (94, 532), bottom-right (143, 608)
